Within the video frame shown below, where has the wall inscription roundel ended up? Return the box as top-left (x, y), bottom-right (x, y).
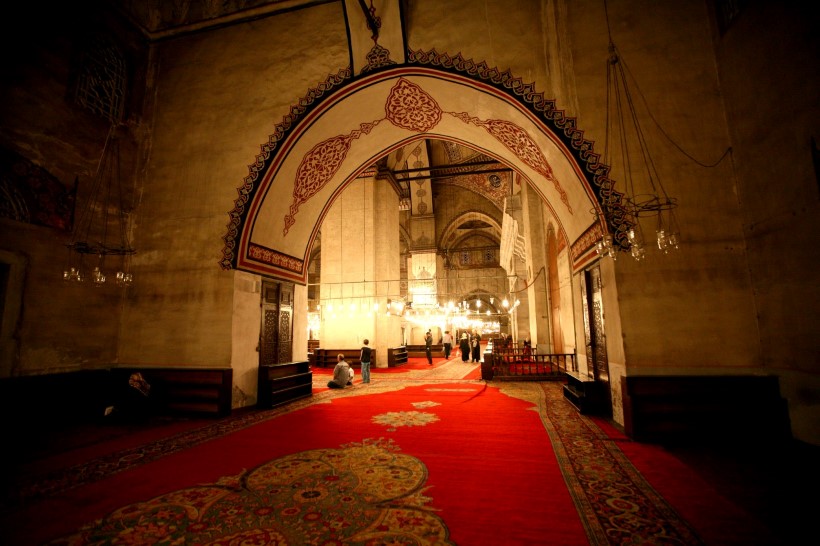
top-left (489, 174), bottom-right (502, 188)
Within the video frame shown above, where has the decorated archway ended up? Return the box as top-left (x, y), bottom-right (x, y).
top-left (221, 52), bottom-right (627, 284)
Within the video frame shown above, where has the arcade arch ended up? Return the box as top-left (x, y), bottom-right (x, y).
top-left (223, 63), bottom-right (621, 359)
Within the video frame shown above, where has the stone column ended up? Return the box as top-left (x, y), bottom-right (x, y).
top-left (371, 177), bottom-right (403, 366)
top-left (505, 194), bottom-right (530, 343)
top-left (520, 182), bottom-right (550, 350)
top-left (320, 177), bottom-right (402, 367)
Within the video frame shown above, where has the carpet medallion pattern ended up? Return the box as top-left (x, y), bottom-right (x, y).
top-left (7, 378), bottom-right (728, 545)
top-left (372, 409), bottom-right (440, 431)
top-left (47, 438), bottom-right (453, 545)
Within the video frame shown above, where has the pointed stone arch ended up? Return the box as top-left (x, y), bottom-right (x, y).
top-left (439, 210), bottom-right (502, 251)
top-left (221, 51), bottom-right (627, 283)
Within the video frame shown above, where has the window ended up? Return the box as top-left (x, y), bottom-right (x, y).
top-left (74, 36), bottom-right (126, 123)
top-left (714, 0), bottom-right (746, 35)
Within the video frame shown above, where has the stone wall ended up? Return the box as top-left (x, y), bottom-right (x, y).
top-left (1, 0), bottom-right (816, 442)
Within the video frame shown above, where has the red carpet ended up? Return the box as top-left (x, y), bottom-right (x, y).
top-left (312, 354), bottom-right (479, 391)
top-left (588, 416), bottom-right (780, 545)
top-left (3, 382), bottom-right (584, 545)
top-left (1, 381), bottom-right (787, 545)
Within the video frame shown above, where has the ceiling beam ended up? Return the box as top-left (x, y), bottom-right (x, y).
top-left (390, 160), bottom-right (504, 175)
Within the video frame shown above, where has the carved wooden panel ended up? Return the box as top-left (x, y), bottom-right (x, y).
top-left (584, 265), bottom-right (612, 415)
top-left (589, 267), bottom-right (610, 385)
top-left (260, 309), bottom-right (278, 367)
top-left (260, 281), bottom-right (294, 366)
top-left (278, 309), bottom-right (292, 363)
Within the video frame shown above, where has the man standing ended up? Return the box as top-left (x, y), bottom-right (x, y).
top-left (442, 330), bottom-right (453, 359)
top-left (360, 339), bottom-right (372, 384)
top-left (425, 329), bottom-right (433, 365)
top-left (327, 354), bottom-right (353, 389)
top-left (471, 331), bottom-right (482, 363)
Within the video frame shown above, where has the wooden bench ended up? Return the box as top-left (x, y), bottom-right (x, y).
top-left (0, 369), bottom-right (112, 428)
top-left (258, 360), bottom-right (312, 408)
top-left (621, 375), bottom-right (791, 444)
top-left (387, 346), bottom-right (408, 367)
top-left (115, 367), bottom-right (233, 417)
top-left (406, 344), bottom-right (443, 357)
top-left (313, 348), bottom-right (376, 368)
top-left (563, 369), bottom-right (607, 414)
top-left (0, 366), bottom-right (234, 429)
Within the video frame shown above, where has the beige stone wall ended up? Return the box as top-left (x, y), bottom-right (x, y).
top-left (0, 3), bottom-right (148, 375)
top-left (428, 183), bottom-right (510, 335)
top-left (711, 2), bottom-right (820, 442)
top-left (564, 0), bottom-right (819, 440)
top-left (119, 3), bottom-right (350, 368)
top-left (319, 177), bottom-right (403, 360)
top-left (566, 0), bottom-right (760, 374)
top-left (231, 271), bottom-right (262, 406)
top-left (404, 0), bottom-right (554, 96)
top-left (521, 182), bottom-right (550, 347)
top-left (1, 0), bottom-right (816, 441)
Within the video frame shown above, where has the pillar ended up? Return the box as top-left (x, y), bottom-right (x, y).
top-left (520, 182), bottom-right (551, 350)
top-left (320, 177), bottom-right (402, 367)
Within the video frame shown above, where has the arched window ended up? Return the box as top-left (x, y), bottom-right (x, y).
top-left (73, 35), bottom-right (126, 123)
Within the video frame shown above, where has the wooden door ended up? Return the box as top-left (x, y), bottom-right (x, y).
top-left (582, 265), bottom-right (612, 415)
top-left (260, 281), bottom-right (294, 366)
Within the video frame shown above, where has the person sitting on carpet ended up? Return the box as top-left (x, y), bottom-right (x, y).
top-left (106, 372), bottom-right (154, 422)
top-left (328, 354), bottom-right (353, 389)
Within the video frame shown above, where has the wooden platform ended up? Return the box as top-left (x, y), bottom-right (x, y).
top-left (621, 375), bottom-right (791, 443)
top-left (258, 360), bottom-right (312, 408)
top-left (405, 344), bottom-right (443, 357)
top-left (386, 346), bottom-right (408, 367)
top-left (0, 366), bottom-right (234, 424)
top-left (312, 348), bottom-right (376, 368)
top-left (562, 370), bottom-right (607, 414)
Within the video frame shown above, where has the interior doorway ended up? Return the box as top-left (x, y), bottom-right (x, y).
top-left (582, 265), bottom-right (612, 416)
top-left (260, 281), bottom-right (294, 366)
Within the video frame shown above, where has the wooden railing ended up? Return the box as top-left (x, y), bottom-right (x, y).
top-left (486, 344), bottom-right (574, 381)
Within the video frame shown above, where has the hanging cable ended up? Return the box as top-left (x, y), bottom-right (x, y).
top-left (508, 266), bottom-right (546, 294)
top-left (603, 0), bottom-right (731, 170)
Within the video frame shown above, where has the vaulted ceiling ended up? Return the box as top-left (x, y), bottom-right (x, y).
top-left (112, 0), bottom-right (335, 38)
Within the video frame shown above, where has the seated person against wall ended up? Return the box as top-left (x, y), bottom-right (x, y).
top-left (327, 354), bottom-right (353, 389)
top-left (107, 372), bottom-right (154, 422)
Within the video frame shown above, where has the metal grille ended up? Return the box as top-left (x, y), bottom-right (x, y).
top-left (74, 36), bottom-right (125, 123)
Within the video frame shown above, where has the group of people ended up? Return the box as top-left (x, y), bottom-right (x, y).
top-left (326, 339), bottom-right (372, 389)
top-left (433, 329), bottom-right (482, 364)
top-left (458, 331), bottom-right (483, 363)
top-left (326, 329), bottom-right (485, 390)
